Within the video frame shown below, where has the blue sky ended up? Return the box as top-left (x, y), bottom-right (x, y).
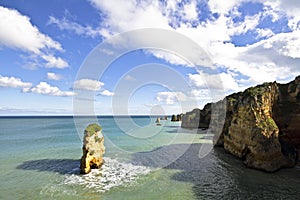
top-left (0, 0), bottom-right (300, 115)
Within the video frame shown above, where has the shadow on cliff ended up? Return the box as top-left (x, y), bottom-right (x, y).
top-left (131, 141), bottom-right (300, 199)
top-left (16, 159), bottom-right (80, 174)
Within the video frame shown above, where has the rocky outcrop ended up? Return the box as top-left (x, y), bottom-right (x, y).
top-left (155, 117), bottom-right (160, 123)
top-left (80, 124), bottom-right (105, 174)
top-left (171, 114), bottom-right (182, 122)
top-left (181, 76), bottom-right (300, 172)
top-left (181, 103), bottom-right (212, 129)
top-left (171, 114), bottom-right (177, 121)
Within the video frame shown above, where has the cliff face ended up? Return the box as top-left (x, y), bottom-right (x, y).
top-left (80, 124), bottom-right (105, 174)
top-left (181, 104), bottom-right (211, 129)
top-left (273, 77), bottom-right (300, 163)
top-left (181, 76), bottom-right (300, 172)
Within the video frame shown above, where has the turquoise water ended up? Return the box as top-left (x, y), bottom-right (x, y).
top-left (0, 116), bottom-right (299, 200)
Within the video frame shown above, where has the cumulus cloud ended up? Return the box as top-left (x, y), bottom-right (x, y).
top-left (269, 0), bottom-right (300, 30)
top-left (89, 0), bottom-right (169, 34)
top-left (156, 91), bottom-right (187, 105)
top-left (188, 72), bottom-right (239, 92)
top-left (0, 6), bottom-right (68, 69)
top-left (0, 75), bottom-right (32, 88)
top-left (146, 49), bottom-right (192, 66)
top-left (0, 74), bottom-right (73, 97)
top-left (65, 0), bottom-right (300, 89)
top-left (47, 72), bottom-right (63, 80)
top-left (256, 28), bottom-right (275, 39)
top-left (217, 31), bottom-right (300, 85)
top-left (23, 82), bottom-right (74, 97)
top-left (189, 89), bottom-right (211, 100)
top-left (208, 0), bottom-right (243, 14)
top-left (73, 79), bottom-right (104, 91)
top-left (99, 89), bottom-right (114, 96)
top-left (41, 55), bottom-right (68, 69)
top-left (155, 89), bottom-right (213, 107)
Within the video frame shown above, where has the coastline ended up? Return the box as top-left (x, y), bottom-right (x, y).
top-left (1, 116), bottom-right (300, 199)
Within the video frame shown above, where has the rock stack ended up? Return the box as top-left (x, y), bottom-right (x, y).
top-left (155, 117), bottom-right (160, 123)
top-left (80, 124), bottom-right (105, 174)
top-left (171, 114), bottom-right (182, 122)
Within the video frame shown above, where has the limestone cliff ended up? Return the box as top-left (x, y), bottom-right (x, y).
top-left (80, 124), bottom-right (105, 174)
top-left (181, 76), bottom-right (300, 172)
top-left (273, 77), bottom-right (300, 164)
top-left (181, 104), bottom-right (211, 129)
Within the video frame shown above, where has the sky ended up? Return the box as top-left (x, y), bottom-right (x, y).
top-left (0, 0), bottom-right (300, 115)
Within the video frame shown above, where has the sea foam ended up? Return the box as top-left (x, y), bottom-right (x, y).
top-left (63, 157), bottom-right (151, 193)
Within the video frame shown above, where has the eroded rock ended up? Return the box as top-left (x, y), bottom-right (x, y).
top-left (171, 114), bottom-right (182, 122)
top-left (181, 76), bottom-right (300, 172)
top-left (80, 124), bottom-right (105, 174)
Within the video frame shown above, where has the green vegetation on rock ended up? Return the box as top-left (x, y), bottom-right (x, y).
top-left (94, 135), bottom-right (102, 143)
top-left (267, 117), bottom-right (278, 129)
top-left (85, 124), bottom-right (102, 137)
top-left (81, 123), bottom-right (105, 174)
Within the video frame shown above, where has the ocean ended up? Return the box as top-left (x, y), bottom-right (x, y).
top-left (0, 116), bottom-right (299, 200)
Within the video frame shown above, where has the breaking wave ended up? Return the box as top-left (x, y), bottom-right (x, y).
top-left (63, 157), bottom-right (151, 193)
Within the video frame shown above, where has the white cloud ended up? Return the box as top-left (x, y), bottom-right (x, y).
top-left (146, 49), bottom-right (192, 66)
top-left (124, 75), bottom-right (137, 81)
top-left (73, 79), bottom-right (104, 91)
top-left (155, 89), bottom-right (213, 109)
top-left (100, 89), bottom-right (114, 96)
top-left (188, 73), bottom-right (239, 92)
top-left (41, 55), bottom-right (68, 69)
top-left (256, 28), bottom-right (274, 39)
top-left (188, 73), bottom-right (207, 88)
top-left (189, 89), bottom-right (211, 100)
top-left (217, 31), bottom-right (300, 85)
top-left (48, 16), bottom-right (102, 38)
top-left (23, 82), bottom-right (74, 97)
top-left (47, 72), bottom-right (63, 80)
top-left (0, 75), bottom-right (32, 88)
top-left (228, 14), bottom-right (261, 36)
top-left (183, 1), bottom-right (198, 21)
top-left (0, 6), bottom-right (62, 53)
top-left (156, 91), bottom-right (187, 105)
top-left (208, 0), bottom-right (243, 15)
top-left (0, 75), bottom-right (73, 98)
top-left (275, 0), bottom-right (300, 30)
top-left (0, 6), bottom-right (68, 69)
top-left (87, 0), bottom-right (300, 89)
top-left (89, 0), bottom-right (170, 35)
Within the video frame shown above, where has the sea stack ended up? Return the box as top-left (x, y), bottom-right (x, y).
top-left (171, 114), bottom-right (182, 121)
top-left (80, 124), bottom-right (105, 174)
top-left (155, 117), bottom-right (160, 123)
top-left (171, 114), bottom-right (177, 121)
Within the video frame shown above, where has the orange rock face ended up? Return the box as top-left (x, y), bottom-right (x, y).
top-left (80, 124), bottom-right (105, 174)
